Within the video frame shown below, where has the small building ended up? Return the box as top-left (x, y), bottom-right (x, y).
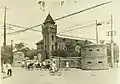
top-left (13, 52), bottom-right (25, 67)
top-left (81, 44), bottom-right (109, 70)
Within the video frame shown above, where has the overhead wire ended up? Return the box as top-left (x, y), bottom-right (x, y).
top-left (4, 1), bottom-right (112, 34)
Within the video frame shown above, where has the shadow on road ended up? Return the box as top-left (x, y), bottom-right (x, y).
top-left (3, 75), bottom-right (11, 79)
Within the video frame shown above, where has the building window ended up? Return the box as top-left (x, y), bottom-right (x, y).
top-left (52, 45), bottom-right (54, 51)
top-left (89, 49), bottom-right (92, 51)
top-left (52, 35), bottom-right (54, 41)
top-left (45, 45), bottom-right (46, 50)
top-left (45, 36), bottom-right (46, 43)
top-left (87, 61), bottom-right (92, 64)
top-left (97, 49), bottom-right (100, 51)
top-left (63, 38), bottom-right (65, 41)
top-left (75, 40), bottom-right (78, 42)
top-left (98, 61), bottom-right (102, 63)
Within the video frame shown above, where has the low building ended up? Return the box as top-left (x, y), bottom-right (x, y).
top-left (81, 44), bottom-right (109, 70)
top-left (13, 51), bottom-right (25, 67)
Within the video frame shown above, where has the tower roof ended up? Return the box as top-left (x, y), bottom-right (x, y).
top-left (43, 13), bottom-right (55, 24)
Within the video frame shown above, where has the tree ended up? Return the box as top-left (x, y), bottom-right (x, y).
top-left (66, 41), bottom-right (75, 52)
top-left (14, 42), bottom-right (25, 51)
top-left (1, 45), bottom-right (12, 63)
top-left (58, 49), bottom-right (69, 58)
top-left (14, 42), bottom-right (31, 57)
top-left (27, 49), bottom-right (38, 60)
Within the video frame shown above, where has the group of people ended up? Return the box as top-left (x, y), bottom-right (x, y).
top-left (20, 60), bottom-right (59, 72)
top-left (20, 59), bottom-right (70, 73)
top-left (2, 63), bottom-right (12, 76)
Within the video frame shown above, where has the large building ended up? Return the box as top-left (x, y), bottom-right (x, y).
top-left (36, 13), bottom-right (109, 69)
top-left (36, 13), bottom-right (91, 58)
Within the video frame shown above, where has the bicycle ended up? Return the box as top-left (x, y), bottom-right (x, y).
top-left (49, 67), bottom-right (62, 76)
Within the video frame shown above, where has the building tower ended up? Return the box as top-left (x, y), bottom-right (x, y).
top-left (42, 13), bottom-right (57, 58)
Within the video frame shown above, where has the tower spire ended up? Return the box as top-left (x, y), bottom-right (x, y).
top-left (43, 13), bottom-right (55, 24)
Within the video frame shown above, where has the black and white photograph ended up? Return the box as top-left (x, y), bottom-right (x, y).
top-left (0, 0), bottom-right (120, 84)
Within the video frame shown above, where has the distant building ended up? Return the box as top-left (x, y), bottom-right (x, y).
top-left (36, 13), bottom-right (91, 59)
top-left (81, 44), bottom-right (109, 70)
top-left (13, 52), bottom-right (25, 67)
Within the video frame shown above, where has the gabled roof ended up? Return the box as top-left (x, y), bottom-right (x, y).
top-left (43, 13), bottom-right (55, 24)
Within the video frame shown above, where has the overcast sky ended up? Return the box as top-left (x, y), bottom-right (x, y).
top-left (0, 0), bottom-right (120, 49)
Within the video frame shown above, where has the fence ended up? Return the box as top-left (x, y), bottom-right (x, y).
top-left (52, 57), bottom-right (81, 68)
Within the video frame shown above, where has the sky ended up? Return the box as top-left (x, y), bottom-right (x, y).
top-left (0, 0), bottom-right (120, 49)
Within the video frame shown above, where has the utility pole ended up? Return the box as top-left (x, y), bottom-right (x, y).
top-left (3, 6), bottom-right (7, 49)
top-left (96, 20), bottom-right (98, 44)
top-left (110, 15), bottom-right (114, 68)
top-left (11, 40), bottom-right (13, 63)
top-left (59, 55), bottom-right (60, 69)
top-left (11, 40), bottom-right (13, 56)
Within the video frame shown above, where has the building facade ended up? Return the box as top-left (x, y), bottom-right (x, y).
top-left (81, 44), bottom-right (109, 70)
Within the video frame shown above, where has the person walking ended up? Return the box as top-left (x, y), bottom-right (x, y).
top-left (2, 63), bottom-right (7, 75)
top-left (66, 61), bottom-right (69, 70)
top-left (6, 63), bottom-right (12, 76)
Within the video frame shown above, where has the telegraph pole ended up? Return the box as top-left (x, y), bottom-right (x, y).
top-left (96, 20), bottom-right (98, 44)
top-left (110, 15), bottom-right (114, 68)
top-left (11, 40), bottom-right (13, 63)
top-left (11, 40), bottom-right (13, 56)
top-left (3, 6), bottom-right (7, 49)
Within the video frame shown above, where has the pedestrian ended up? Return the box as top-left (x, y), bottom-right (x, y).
top-left (21, 60), bottom-right (25, 68)
top-left (35, 60), bottom-right (39, 68)
top-left (42, 61), bottom-right (46, 69)
top-left (66, 61), bottom-right (69, 70)
top-left (39, 62), bottom-right (42, 70)
top-left (6, 63), bottom-right (12, 76)
top-left (2, 63), bottom-right (7, 74)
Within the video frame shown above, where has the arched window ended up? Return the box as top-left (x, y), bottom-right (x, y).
top-left (52, 35), bottom-right (54, 41)
top-left (52, 45), bottom-right (54, 51)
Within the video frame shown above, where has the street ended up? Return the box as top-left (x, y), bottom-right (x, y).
top-left (1, 67), bottom-right (120, 84)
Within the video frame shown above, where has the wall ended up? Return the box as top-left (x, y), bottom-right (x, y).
top-left (81, 45), bottom-right (109, 70)
top-left (13, 52), bottom-right (25, 67)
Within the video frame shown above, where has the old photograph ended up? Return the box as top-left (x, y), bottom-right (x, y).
top-left (0, 0), bottom-right (120, 84)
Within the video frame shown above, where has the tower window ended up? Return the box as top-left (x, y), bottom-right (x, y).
top-left (52, 45), bottom-right (54, 51)
top-left (98, 61), bottom-right (102, 63)
top-left (87, 61), bottom-right (92, 64)
top-left (52, 35), bottom-right (54, 41)
top-left (89, 49), bottom-right (92, 51)
top-left (45, 45), bottom-right (47, 50)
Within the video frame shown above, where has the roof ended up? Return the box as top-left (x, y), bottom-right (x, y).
top-left (36, 40), bottom-right (43, 45)
top-left (43, 13), bottom-right (55, 24)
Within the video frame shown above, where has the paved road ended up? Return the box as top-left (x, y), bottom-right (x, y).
top-left (1, 67), bottom-right (120, 84)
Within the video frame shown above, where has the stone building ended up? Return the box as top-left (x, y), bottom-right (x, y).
top-left (81, 44), bottom-right (109, 70)
top-left (36, 13), bottom-right (90, 59)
